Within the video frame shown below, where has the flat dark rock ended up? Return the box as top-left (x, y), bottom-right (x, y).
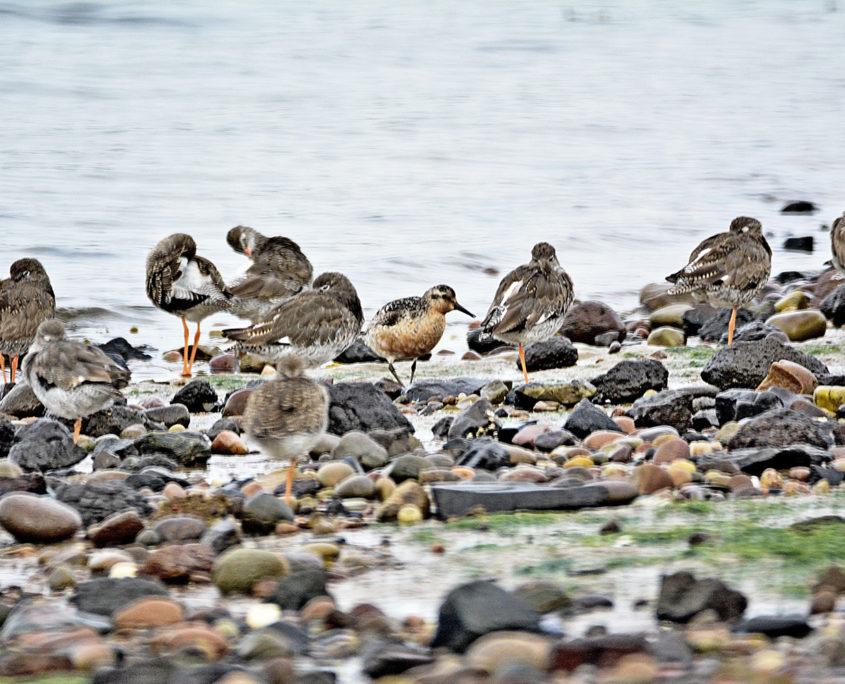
top-left (70, 577), bottom-right (169, 616)
top-left (656, 571), bottom-right (746, 623)
top-left (627, 389), bottom-right (693, 432)
top-left (430, 481), bottom-right (637, 519)
top-left (727, 408), bottom-right (833, 450)
top-left (8, 419), bottom-right (87, 472)
top-left (522, 337), bottom-right (578, 372)
top-left (404, 377), bottom-right (487, 403)
top-left (697, 445), bottom-right (832, 477)
top-left (734, 615), bottom-right (812, 638)
top-left (564, 398), bottom-right (622, 439)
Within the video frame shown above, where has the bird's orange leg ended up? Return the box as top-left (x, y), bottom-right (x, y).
top-left (10, 355), bottom-right (18, 384)
top-left (0, 355), bottom-right (6, 384)
top-left (180, 316), bottom-right (191, 377)
top-left (73, 418), bottom-right (82, 445)
top-left (284, 459), bottom-right (295, 505)
top-left (518, 343), bottom-right (529, 384)
top-left (727, 307), bottom-right (737, 346)
top-left (185, 322), bottom-right (202, 376)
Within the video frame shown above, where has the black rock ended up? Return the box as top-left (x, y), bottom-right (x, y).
top-left (628, 390), bottom-right (694, 432)
top-left (0, 416), bottom-right (14, 459)
top-left (718, 320), bottom-right (789, 344)
top-left (455, 439), bottom-right (511, 471)
top-left (70, 577), bottom-right (169, 616)
top-left (98, 337), bottom-right (152, 362)
top-left (727, 408), bottom-right (833, 450)
top-left (811, 465), bottom-right (845, 487)
top-left (467, 327), bottom-right (511, 355)
top-left (404, 378), bottom-right (487, 403)
top-left (714, 388), bottom-right (791, 424)
top-left (447, 398), bottom-right (500, 440)
top-left (533, 430), bottom-right (578, 452)
top-left (591, 359), bottom-right (669, 403)
top-left (431, 416), bottom-right (454, 440)
top-left (681, 303), bottom-right (718, 337)
top-left (821, 283), bottom-right (845, 328)
top-left (781, 200), bottom-right (818, 213)
top-left (362, 641), bottom-right (436, 679)
top-left (374, 378), bottom-right (403, 400)
top-left (430, 579), bottom-right (541, 653)
top-left (55, 481), bottom-right (153, 526)
top-left (124, 466), bottom-right (190, 492)
top-left (698, 308), bottom-right (754, 342)
top-left (521, 337), bottom-right (578, 372)
top-left (266, 569), bottom-right (332, 611)
top-left (8, 419), bottom-right (87, 472)
top-left (701, 337), bottom-right (829, 390)
top-left (81, 404), bottom-right (164, 438)
top-left (205, 417), bottom-right (241, 441)
top-left (240, 492), bottom-right (294, 535)
top-left (691, 409), bottom-right (719, 431)
top-left (563, 399), bottom-right (623, 439)
top-left (171, 379), bottom-right (219, 413)
top-left (328, 382), bottom-right (413, 436)
top-left (783, 235), bottom-right (814, 252)
top-left (0, 382), bottom-right (45, 418)
top-left (734, 615), bottom-right (812, 638)
top-left (115, 431), bottom-right (212, 468)
top-left (200, 519), bottom-right (241, 555)
top-left (656, 571), bottom-right (747, 623)
top-left (697, 445), bottom-right (832, 477)
top-left (430, 481), bottom-right (636, 518)
top-left (143, 404), bottom-right (191, 429)
top-left (334, 338), bottom-right (384, 364)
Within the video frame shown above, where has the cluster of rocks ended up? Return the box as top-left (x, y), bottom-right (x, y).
top-left (3, 315), bottom-right (845, 680)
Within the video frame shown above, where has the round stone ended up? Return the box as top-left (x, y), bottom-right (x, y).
top-left (317, 462), bottom-right (355, 488)
top-left (212, 548), bottom-right (289, 594)
top-left (0, 493), bottom-right (82, 544)
top-left (113, 596), bottom-right (185, 629)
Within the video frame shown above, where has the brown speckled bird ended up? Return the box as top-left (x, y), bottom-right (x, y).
top-left (0, 258), bottom-right (55, 384)
top-left (227, 226), bottom-right (313, 323)
top-left (23, 319), bottom-right (130, 443)
top-left (366, 285), bottom-right (473, 386)
top-left (223, 272), bottom-right (363, 369)
top-left (666, 216), bottom-right (771, 345)
top-left (146, 233), bottom-right (232, 377)
top-left (829, 212), bottom-right (845, 278)
top-left (242, 356), bottom-right (329, 503)
top-left (480, 242), bottom-right (574, 384)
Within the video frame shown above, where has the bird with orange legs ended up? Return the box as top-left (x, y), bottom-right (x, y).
top-left (480, 242), bottom-right (574, 384)
top-left (23, 320), bottom-right (130, 444)
top-left (666, 216), bottom-right (771, 345)
top-left (146, 234), bottom-right (232, 377)
top-left (242, 356), bottom-right (329, 505)
top-left (0, 258), bottom-right (55, 384)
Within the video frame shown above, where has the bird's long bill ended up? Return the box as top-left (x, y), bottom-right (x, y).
top-left (454, 302), bottom-right (475, 317)
top-left (244, 246), bottom-right (253, 259)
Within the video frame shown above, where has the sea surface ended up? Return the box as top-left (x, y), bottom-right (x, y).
top-left (2, 0), bottom-right (844, 377)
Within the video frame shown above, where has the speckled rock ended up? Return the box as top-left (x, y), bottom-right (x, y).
top-left (140, 543), bottom-right (216, 583)
top-left (447, 398), bottom-right (500, 440)
top-left (591, 359), bottom-right (669, 403)
top-left (728, 408), bottom-right (833, 450)
top-left (70, 577), bottom-right (169, 616)
top-left (510, 381), bottom-right (596, 410)
top-left (328, 382), bottom-right (413, 435)
top-left (8, 419), bottom-right (87, 472)
top-left (564, 399), bottom-right (623, 439)
top-left (152, 515), bottom-right (208, 542)
top-left (117, 431), bottom-right (212, 468)
top-left (521, 337), bottom-right (578, 371)
top-left (55, 481), bottom-right (153, 526)
top-left (0, 492), bottom-right (82, 543)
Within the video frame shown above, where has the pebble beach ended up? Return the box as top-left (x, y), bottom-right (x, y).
top-left (3, 264), bottom-right (845, 682)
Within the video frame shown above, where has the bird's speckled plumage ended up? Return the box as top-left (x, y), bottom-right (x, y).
top-left (146, 233), bottom-right (232, 322)
top-left (480, 242), bottom-right (574, 346)
top-left (666, 216), bottom-right (772, 307)
top-left (242, 356), bottom-right (330, 462)
top-left (223, 272), bottom-right (363, 368)
top-left (227, 226), bottom-right (313, 323)
top-left (366, 284), bottom-right (473, 386)
top-left (0, 258), bottom-right (56, 362)
top-left (23, 320), bottom-right (130, 437)
top-left (830, 212), bottom-right (845, 276)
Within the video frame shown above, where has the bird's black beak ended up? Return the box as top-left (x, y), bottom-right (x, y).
top-left (454, 302), bottom-right (474, 317)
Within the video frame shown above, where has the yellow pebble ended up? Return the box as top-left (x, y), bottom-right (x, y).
top-left (397, 504), bottom-right (423, 525)
top-left (109, 561), bottom-right (137, 578)
top-left (667, 459), bottom-right (696, 473)
top-left (246, 603), bottom-right (282, 629)
top-left (564, 456), bottom-right (594, 469)
top-left (168, 424), bottom-right (185, 432)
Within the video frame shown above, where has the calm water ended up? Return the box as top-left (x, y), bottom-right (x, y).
top-left (2, 1), bottom-right (844, 371)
